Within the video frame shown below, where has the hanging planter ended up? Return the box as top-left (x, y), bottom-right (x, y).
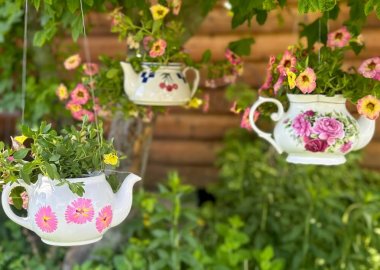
top-left (121, 62), bottom-right (199, 106)
top-left (0, 120), bottom-right (141, 246)
top-left (247, 27), bottom-right (380, 165)
top-left (249, 94), bottom-right (375, 165)
top-left (2, 173), bottom-right (140, 246)
top-left (110, 4), bottom-right (203, 107)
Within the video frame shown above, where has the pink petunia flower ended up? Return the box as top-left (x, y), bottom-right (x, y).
top-left (64, 54), bottom-right (81, 70)
top-left (240, 107), bottom-right (259, 130)
top-left (66, 100), bottom-right (82, 113)
top-left (357, 95), bottom-right (380, 120)
top-left (149, 39), bottom-right (167, 58)
top-left (274, 73), bottom-right (285, 95)
top-left (225, 49), bottom-right (242, 66)
top-left (143, 36), bottom-right (154, 51)
top-left (83, 63), bottom-right (99, 76)
top-left (35, 206), bottom-right (58, 233)
top-left (295, 67), bottom-right (317, 94)
top-left (277, 50), bottom-right (297, 75)
top-left (203, 93), bottom-right (210, 113)
top-left (72, 109), bottom-right (95, 122)
top-left (327, 26), bottom-right (351, 49)
top-left (259, 56), bottom-right (276, 93)
top-left (358, 57), bottom-right (380, 80)
top-left (70, 84), bottom-right (90, 105)
top-left (96, 205), bottom-right (113, 233)
top-left (65, 198), bottom-right (95, 224)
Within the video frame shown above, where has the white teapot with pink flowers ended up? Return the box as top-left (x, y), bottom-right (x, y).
top-left (249, 94), bottom-right (376, 165)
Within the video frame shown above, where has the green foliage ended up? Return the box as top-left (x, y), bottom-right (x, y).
top-left (228, 38), bottom-right (255, 56)
top-left (213, 129), bottom-right (380, 270)
top-left (0, 119), bottom-right (120, 196)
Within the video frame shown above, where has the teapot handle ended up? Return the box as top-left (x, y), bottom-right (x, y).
top-left (249, 96), bottom-right (285, 154)
top-left (1, 182), bottom-right (33, 231)
top-left (183, 67), bottom-right (200, 98)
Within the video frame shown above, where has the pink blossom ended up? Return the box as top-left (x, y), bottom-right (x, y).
top-left (358, 57), bottom-right (380, 80)
top-left (327, 26), bottom-right (351, 49)
top-left (96, 205), bottom-right (113, 233)
top-left (312, 117), bottom-right (345, 145)
top-left (225, 49), bottom-right (242, 65)
top-left (149, 39), bottom-right (167, 58)
top-left (340, 141), bottom-right (353, 153)
top-left (35, 206), bottom-right (58, 233)
top-left (259, 56), bottom-right (276, 93)
top-left (277, 50), bottom-right (297, 75)
top-left (143, 36), bottom-right (154, 51)
top-left (83, 63), bottom-right (99, 76)
top-left (274, 73), bottom-right (285, 95)
top-left (72, 109), bottom-right (95, 122)
top-left (203, 93), bottom-right (210, 113)
top-left (292, 114), bottom-right (312, 137)
top-left (64, 54), bottom-right (81, 70)
top-left (7, 156), bottom-right (14, 162)
top-left (295, 67), bottom-right (317, 94)
top-left (70, 84), bottom-right (90, 105)
top-left (240, 107), bottom-right (258, 130)
top-left (65, 198), bottom-right (95, 224)
top-left (66, 100), bottom-right (82, 113)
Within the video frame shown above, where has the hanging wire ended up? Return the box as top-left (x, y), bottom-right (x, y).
top-left (21, 0), bottom-right (29, 124)
top-left (79, 0), bottom-right (102, 146)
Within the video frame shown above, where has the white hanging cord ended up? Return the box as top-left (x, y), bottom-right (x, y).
top-left (79, 0), bottom-right (102, 145)
top-left (21, 0), bottom-right (29, 124)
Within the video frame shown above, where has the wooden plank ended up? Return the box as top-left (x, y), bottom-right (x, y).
top-left (144, 163), bottom-right (218, 187)
top-left (87, 6), bottom-right (380, 36)
top-left (185, 29), bottom-right (380, 62)
top-left (154, 114), bottom-right (240, 140)
top-left (149, 140), bottom-right (222, 165)
top-left (363, 141), bottom-right (380, 169)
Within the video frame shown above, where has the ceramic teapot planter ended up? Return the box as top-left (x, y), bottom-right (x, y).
top-left (1, 173), bottom-right (141, 246)
top-left (249, 94), bottom-right (376, 165)
top-left (121, 62), bottom-right (200, 106)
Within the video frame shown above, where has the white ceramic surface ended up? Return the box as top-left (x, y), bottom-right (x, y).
top-left (249, 94), bottom-right (376, 165)
top-left (121, 62), bottom-right (200, 106)
top-left (1, 173), bottom-right (141, 246)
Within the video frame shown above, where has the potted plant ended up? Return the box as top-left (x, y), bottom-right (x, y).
top-left (248, 27), bottom-right (380, 165)
top-left (110, 3), bottom-right (200, 106)
top-left (0, 119), bottom-right (141, 246)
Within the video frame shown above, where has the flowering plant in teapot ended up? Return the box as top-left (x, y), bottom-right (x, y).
top-left (110, 2), bottom-right (201, 106)
top-left (248, 27), bottom-right (380, 165)
top-left (0, 120), bottom-right (141, 246)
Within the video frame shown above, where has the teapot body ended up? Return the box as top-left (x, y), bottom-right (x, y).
top-left (250, 94), bottom-right (374, 165)
top-left (2, 174), bottom-right (116, 246)
top-left (121, 62), bottom-right (200, 106)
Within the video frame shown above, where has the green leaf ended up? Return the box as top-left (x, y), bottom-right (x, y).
top-left (106, 68), bottom-right (119, 79)
top-left (201, 50), bottom-right (212, 63)
top-left (32, 0), bottom-right (41, 10)
top-left (70, 16), bottom-right (83, 41)
top-left (13, 148), bottom-right (29, 160)
top-left (228, 38), bottom-right (255, 56)
top-left (9, 186), bottom-right (25, 210)
top-left (67, 0), bottom-right (79, 13)
top-left (300, 17), bottom-right (327, 49)
top-left (256, 10), bottom-right (268, 25)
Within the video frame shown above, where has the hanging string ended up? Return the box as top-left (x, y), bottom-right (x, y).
top-left (21, 0), bottom-right (29, 124)
top-left (79, 0), bottom-right (102, 146)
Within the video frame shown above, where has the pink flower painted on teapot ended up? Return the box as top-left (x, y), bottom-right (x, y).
top-left (35, 206), bottom-right (58, 233)
top-left (312, 117), bottom-right (345, 145)
top-left (96, 205), bottom-right (113, 233)
top-left (65, 198), bottom-right (95, 224)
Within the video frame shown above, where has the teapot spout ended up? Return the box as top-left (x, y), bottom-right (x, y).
top-left (120, 61), bottom-right (139, 98)
top-left (111, 173), bottom-right (141, 228)
top-left (353, 116), bottom-right (376, 151)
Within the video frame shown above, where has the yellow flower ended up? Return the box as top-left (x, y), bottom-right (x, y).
top-left (185, 97), bottom-right (203, 109)
top-left (357, 95), bottom-right (380, 120)
top-left (14, 135), bottom-right (28, 144)
top-left (150, 4), bottom-right (169, 20)
top-left (103, 153), bottom-right (119, 166)
top-left (286, 70), bottom-right (296, 89)
top-left (56, 83), bottom-right (68, 101)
